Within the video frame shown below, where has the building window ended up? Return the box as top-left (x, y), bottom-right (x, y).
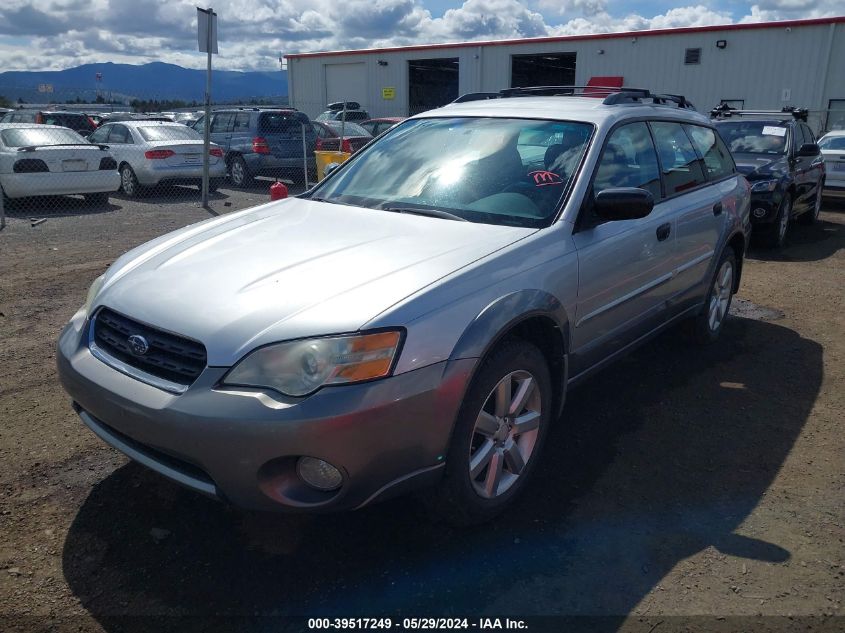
top-left (684, 48), bottom-right (702, 65)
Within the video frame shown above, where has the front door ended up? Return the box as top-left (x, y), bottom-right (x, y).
top-left (570, 121), bottom-right (675, 375)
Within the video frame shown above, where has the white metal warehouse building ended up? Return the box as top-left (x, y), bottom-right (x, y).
top-left (285, 16), bottom-right (845, 132)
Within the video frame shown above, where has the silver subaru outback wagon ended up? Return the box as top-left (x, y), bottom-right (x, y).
top-left (57, 87), bottom-right (750, 524)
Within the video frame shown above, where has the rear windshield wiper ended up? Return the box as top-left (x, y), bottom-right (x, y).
top-left (382, 206), bottom-right (468, 222)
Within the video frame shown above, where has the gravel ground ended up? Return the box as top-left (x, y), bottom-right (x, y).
top-left (0, 186), bottom-right (842, 633)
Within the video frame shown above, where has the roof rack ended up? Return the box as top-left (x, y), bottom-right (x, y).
top-left (451, 86), bottom-right (695, 109)
top-left (710, 103), bottom-right (808, 121)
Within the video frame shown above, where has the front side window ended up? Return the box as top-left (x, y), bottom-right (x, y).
top-left (311, 117), bottom-right (594, 228)
top-left (684, 124), bottom-right (735, 181)
top-left (88, 126), bottom-right (110, 144)
top-left (108, 125), bottom-right (132, 144)
top-left (650, 121), bottom-right (707, 195)
top-left (593, 122), bottom-right (661, 200)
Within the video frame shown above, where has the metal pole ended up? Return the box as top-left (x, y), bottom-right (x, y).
top-left (339, 102), bottom-right (346, 155)
top-left (301, 121), bottom-right (309, 190)
top-left (201, 7), bottom-right (213, 208)
top-left (0, 189), bottom-right (5, 231)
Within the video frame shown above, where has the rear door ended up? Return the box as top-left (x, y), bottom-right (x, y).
top-left (209, 113), bottom-right (234, 151)
top-left (798, 123), bottom-right (824, 209)
top-left (657, 122), bottom-right (733, 309)
top-left (230, 112), bottom-right (251, 155)
top-left (571, 121), bottom-right (674, 374)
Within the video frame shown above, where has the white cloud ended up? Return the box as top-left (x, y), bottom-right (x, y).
top-left (0, 0), bottom-right (837, 72)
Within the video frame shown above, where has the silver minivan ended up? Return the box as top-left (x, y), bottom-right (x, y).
top-left (58, 88), bottom-right (750, 524)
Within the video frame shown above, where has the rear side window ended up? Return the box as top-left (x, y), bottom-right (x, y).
top-left (210, 113), bottom-right (234, 133)
top-left (234, 113), bottom-right (251, 131)
top-left (684, 125), bottom-right (735, 181)
top-left (650, 121), bottom-right (707, 196)
top-left (593, 122), bottom-right (662, 200)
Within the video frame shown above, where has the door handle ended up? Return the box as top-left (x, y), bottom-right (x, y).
top-left (656, 223), bottom-right (671, 241)
top-left (713, 201), bottom-right (723, 216)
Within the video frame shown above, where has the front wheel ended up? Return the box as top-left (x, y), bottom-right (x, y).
top-left (427, 340), bottom-right (552, 525)
top-left (686, 248), bottom-right (737, 344)
top-left (759, 193), bottom-right (791, 248)
top-left (798, 181), bottom-right (823, 225)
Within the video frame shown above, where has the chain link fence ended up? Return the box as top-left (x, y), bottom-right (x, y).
top-left (2, 97), bottom-right (842, 230)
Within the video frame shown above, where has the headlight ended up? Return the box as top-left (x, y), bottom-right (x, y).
top-left (222, 330), bottom-right (403, 397)
top-left (750, 179), bottom-right (779, 193)
top-left (83, 274), bottom-right (105, 316)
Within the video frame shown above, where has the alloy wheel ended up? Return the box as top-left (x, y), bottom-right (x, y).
top-left (120, 167), bottom-right (136, 197)
top-left (468, 370), bottom-right (541, 499)
top-left (708, 260), bottom-right (733, 332)
top-left (231, 160), bottom-right (245, 186)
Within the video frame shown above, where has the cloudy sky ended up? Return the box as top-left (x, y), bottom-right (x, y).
top-left (0, 0), bottom-right (840, 72)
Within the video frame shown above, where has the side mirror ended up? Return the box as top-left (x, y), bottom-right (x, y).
top-left (324, 162), bottom-right (342, 177)
top-left (797, 143), bottom-right (820, 157)
top-left (594, 187), bottom-right (655, 221)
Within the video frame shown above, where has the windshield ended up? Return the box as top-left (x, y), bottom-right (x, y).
top-left (819, 135), bottom-right (845, 151)
top-left (716, 121), bottom-right (789, 154)
top-left (137, 125), bottom-right (201, 142)
top-left (1, 127), bottom-right (87, 147)
top-left (322, 121), bottom-right (371, 137)
top-left (310, 117), bottom-right (593, 228)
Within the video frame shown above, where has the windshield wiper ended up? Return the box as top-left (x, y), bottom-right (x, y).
top-left (382, 206), bottom-right (468, 222)
top-left (308, 196), bottom-right (340, 204)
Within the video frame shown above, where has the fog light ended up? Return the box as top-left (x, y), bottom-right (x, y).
top-left (752, 207), bottom-right (767, 218)
top-left (296, 457), bottom-right (343, 491)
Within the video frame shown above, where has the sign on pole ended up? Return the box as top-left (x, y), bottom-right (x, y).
top-left (197, 8), bottom-right (218, 54)
top-left (197, 7), bottom-right (218, 208)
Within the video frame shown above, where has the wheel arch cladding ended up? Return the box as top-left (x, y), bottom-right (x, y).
top-left (448, 290), bottom-right (570, 420)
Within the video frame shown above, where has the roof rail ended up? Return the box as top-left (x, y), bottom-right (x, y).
top-left (451, 85), bottom-right (694, 110)
top-left (710, 103), bottom-right (808, 121)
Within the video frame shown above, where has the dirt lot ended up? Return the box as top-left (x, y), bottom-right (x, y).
top-left (0, 186), bottom-right (842, 632)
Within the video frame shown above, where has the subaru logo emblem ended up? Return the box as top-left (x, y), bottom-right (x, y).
top-left (127, 334), bottom-right (150, 356)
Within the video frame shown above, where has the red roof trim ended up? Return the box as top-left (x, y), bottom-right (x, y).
top-left (284, 16), bottom-right (844, 59)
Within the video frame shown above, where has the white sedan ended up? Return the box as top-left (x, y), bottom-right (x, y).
top-left (0, 123), bottom-right (120, 203)
top-left (87, 121), bottom-right (226, 197)
top-left (818, 130), bottom-right (845, 198)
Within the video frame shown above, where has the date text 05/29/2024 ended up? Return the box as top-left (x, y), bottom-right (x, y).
top-left (307, 618), bottom-right (529, 630)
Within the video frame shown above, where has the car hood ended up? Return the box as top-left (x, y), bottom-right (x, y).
top-left (732, 153), bottom-right (788, 179)
top-left (95, 199), bottom-right (535, 366)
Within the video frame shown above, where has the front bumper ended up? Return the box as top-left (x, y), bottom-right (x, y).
top-left (56, 314), bottom-right (473, 512)
top-left (1, 171), bottom-right (120, 199)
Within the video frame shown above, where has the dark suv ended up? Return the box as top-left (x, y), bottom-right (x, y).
top-left (194, 108), bottom-right (317, 187)
top-left (315, 101), bottom-right (370, 122)
top-left (0, 109), bottom-right (96, 137)
top-left (712, 106), bottom-right (825, 248)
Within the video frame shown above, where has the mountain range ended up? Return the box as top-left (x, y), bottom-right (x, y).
top-left (0, 62), bottom-right (287, 104)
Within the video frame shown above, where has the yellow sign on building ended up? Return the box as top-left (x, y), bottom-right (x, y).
top-left (382, 87), bottom-right (396, 100)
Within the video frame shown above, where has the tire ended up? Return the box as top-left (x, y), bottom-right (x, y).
top-left (798, 181), bottom-right (823, 225)
top-left (427, 339), bottom-right (553, 525)
top-left (687, 247), bottom-right (737, 345)
top-left (758, 193), bottom-right (791, 249)
top-left (84, 192), bottom-right (110, 206)
top-left (229, 156), bottom-right (252, 188)
top-left (119, 164), bottom-right (141, 198)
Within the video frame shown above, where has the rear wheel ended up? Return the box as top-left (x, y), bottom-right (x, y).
top-left (798, 181), bottom-right (823, 225)
top-left (427, 340), bottom-right (552, 525)
top-left (229, 156), bottom-right (252, 188)
top-left (687, 248), bottom-right (736, 345)
top-left (120, 165), bottom-right (141, 198)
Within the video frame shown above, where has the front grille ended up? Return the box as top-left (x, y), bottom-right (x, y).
top-left (92, 308), bottom-right (207, 386)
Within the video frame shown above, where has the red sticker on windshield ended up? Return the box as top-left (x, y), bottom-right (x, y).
top-left (529, 170), bottom-right (563, 186)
